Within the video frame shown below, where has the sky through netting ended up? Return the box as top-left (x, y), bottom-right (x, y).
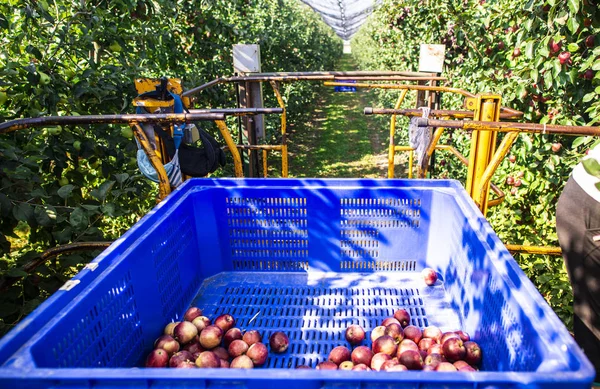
top-left (299, 0), bottom-right (381, 40)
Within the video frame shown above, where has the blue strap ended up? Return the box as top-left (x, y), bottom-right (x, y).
top-left (169, 92), bottom-right (184, 149)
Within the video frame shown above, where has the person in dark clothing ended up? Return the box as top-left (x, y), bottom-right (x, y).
top-left (556, 148), bottom-right (600, 383)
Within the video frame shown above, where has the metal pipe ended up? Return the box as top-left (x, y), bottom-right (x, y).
top-left (505, 244), bottom-right (562, 256)
top-left (389, 90), bottom-right (409, 178)
top-left (477, 132), bottom-right (519, 208)
top-left (416, 118), bottom-right (600, 136)
top-left (215, 120), bottom-right (244, 178)
top-left (227, 145), bottom-right (283, 151)
top-left (435, 144), bottom-right (505, 207)
top-left (325, 81), bottom-right (477, 98)
top-left (262, 150), bottom-right (268, 178)
top-left (188, 108), bottom-right (284, 116)
top-left (0, 113), bottom-right (226, 134)
top-left (131, 123), bottom-right (172, 199)
top-left (181, 72), bottom-right (446, 97)
top-left (270, 81), bottom-right (288, 178)
top-left (421, 127), bottom-right (446, 177)
top-left (364, 108), bottom-right (521, 120)
top-left (0, 241), bottom-right (113, 292)
top-left (182, 78), bottom-right (225, 97)
top-left (335, 76), bottom-right (447, 81)
top-left (243, 71), bottom-right (440, 77)
top-left (331, 83), bottom-right (521, 117)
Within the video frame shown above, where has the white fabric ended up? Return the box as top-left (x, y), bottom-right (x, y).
top-left (572, 145), bottom-right (600, 203)
top-left (408, 107), bottom-right (432, 171)
top-left (299, 0), bottom-right (381, 40)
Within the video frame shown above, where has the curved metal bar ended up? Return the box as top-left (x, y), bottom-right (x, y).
top-left (0, 113), bottom-right (226, 134)
top-left (417, 118), bottom-right (600, 136)
top-left (188, 108), bottom-right (283, 116)
top-left (131, 123), bottom-right (172, 199)
top-left (365, 108), bottom-right (522, 120)
top-left (181, 72), bottom-right (447, 97)
top-left (215, 120), bottom-right (244, 178)
top-left (0, 241), bottom-right (112, 292)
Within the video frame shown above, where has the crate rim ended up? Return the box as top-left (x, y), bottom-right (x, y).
top-left (0, 178), bottom-right (594, 385)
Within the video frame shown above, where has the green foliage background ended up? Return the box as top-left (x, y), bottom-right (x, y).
top-left (0, 0), bottom-right (340, 336)
top-left (352, 0), bottom-right (600, 328)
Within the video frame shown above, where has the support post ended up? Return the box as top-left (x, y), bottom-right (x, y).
top-left (465, 95), bottom-right (501, 215)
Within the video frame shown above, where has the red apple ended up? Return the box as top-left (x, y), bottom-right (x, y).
top-left (558, 51), bottom-right (571, 65)
top-left (403, 326), bottom-right (422, 344)
top-left (246, 342), bottom-right (268, 366)
top-left (421, 268), bottom-right (438, 286)
top-left (316, 361), bottom-right (338, 370)
top-left (464, 341), bottom-right (483, 366)
top-left (373, 335), bottom-right (398, 356)
top-left (442, 338), bottom-right (466, 362)
top-left (398, 350), bottom-right (423, 370)
top-left (371, 326), bottom-right (387, 342)
top-left (328, 346), bottom-right (351, 365)
top-left (371, 353), bottom-right (392, 371)
top-left (382, 317), bottom-right (401, 327)
top-left (586, 35), bottom-right (595, 48)
top-left (552, 143), bottom-right (562, 152)
top-left (242, 330), bottom-right (262, 346)
top-left (345, 325), bottom-right (366, 345)
top-left (385, 323), bottom-right (404, 344)
top-left (436, 362), bottom-right (458, 371)
top-left (549, 39), bottom-right (562, 54)
top-left (393, 309), bottom-right (411, 327)
top-left (352, 345), bottom-right (374, 366)
top-left (145, 349), bottom-right (169, 367)
top-left (352, 363), bottom-right (371, 371)
top-left (423, 326), bottom-right (442, 343)
top-left (583, 69), bottom-right (595, 80)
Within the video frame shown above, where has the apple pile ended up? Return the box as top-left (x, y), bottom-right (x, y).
top-left (145, 306), bottom-right (289, 369)
top-left (306, 309), bottom-right (482, 372)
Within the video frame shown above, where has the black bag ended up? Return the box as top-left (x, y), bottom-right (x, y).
top-left (153, 125), bottom-right (226, 177)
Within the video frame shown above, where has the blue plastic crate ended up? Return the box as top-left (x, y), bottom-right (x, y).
top-left (0, 179), bottom-right (593, 388)
top-left (334, 80), bottom-right (357, 93)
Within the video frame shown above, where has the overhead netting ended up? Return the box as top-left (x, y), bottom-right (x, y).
top-left (299, 0), bottom-right (380, 40)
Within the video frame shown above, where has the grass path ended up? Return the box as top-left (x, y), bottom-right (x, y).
top-left (288, 55), bottom-right (393, 178)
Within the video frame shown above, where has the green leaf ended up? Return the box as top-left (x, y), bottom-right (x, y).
top-left (567, 17), bottom-right (580, 35)
top-left (525, 41), bottom-right (534, 59)
top-left (90, 180), bottom-right (115, 202)
top-left (102, 203), bottom-right (117, 217)
top-left (69, 207), bottom-right (89, 229)
top-left (530, 68), bottom-right (539, 82)
top-left (583, 92), bottom-right (596, 103)
top-left (567, 43), bottom-right (579, 52)
top-left (595, 182), bottom-right (600, 191)
top-left (552, 59), bottom-right (562, 78)
top-left (22, 299), bottom-right (41, 315)
top-left (81, 204), bottom-right (100, 211)
top-left (115, 173), bottom-right (129, 184)
top-left (572, 137), bottom-right (586, 148)
top-left (0, 193), bottom-right (12, 217)
top-left (567, 0), bottom-right (579, 14)
top-left (34, 207), bottom-right (53, 227)
top-left (7, 268), bottom-right (29, 277)
top-left (52, 227), bottom-right (73, 244)
top-left (12, 203), bottom-right (33, 222)
top-left (593, 62), bottom-right (600, 71)
top-left (582, 159), bottom-right (600, 179)
top-left (57, 184), bottom-right (75, 199)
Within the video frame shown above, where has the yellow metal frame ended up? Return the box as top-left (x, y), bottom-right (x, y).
top-left (131, 78), bottom-right (244, 198)
top-left (465, 95), bottom-right (502, 216)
